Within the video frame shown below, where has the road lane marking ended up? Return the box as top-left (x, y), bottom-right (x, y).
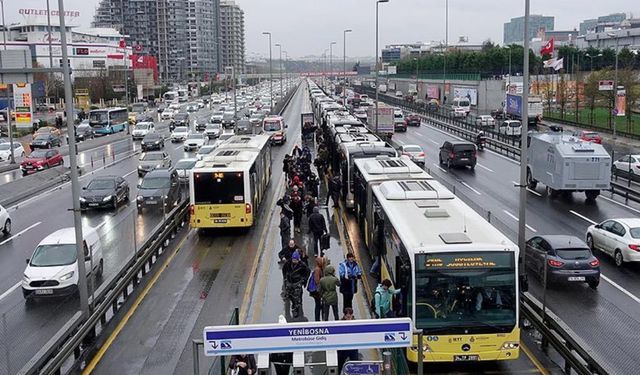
top-left (123, 169), bottom-right (137, 178)
top-left (0, 221), bottom-right (41, 246)
top-left (502, 210), bottom-right (537, 232)
top-left (569, 210), bottom-right (597, 225)
top-left (460, 181), bottom-right (482, 195)
top-left (433, 163), bottom-right (447, 173)
top-left (598, 195), bottom-right (640, 215)
top-left (81, 230), bottom-right (191, 374)
top-left (0, 281), bottom-right (21, 302)
top-left (477, 163), bottom-right (494, 172)
top-left (395, 139), bottom-right (405, 145)
top-left (601, 274), bottom-right (640, 305)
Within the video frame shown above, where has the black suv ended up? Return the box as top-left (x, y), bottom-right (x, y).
top-left (439, 140), bottom-right (477, 169)
top-left (136, 168), bottom-right (181, 212)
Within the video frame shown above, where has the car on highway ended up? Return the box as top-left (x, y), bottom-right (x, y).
top-left (399, 144), bottom-right (426, 166)
top-left (452, 107), bottom-right (467, 118)
top-left (439, 140), bottom-right (476, 169)
top-left (31, 134), bottom-right (62, 149)
top-left (80, 176), bottom-right (130, 210)
top-left (161, 108), bottom-right (175, 120)
top-left (204, 123), bottom-right (222, 139)
top-left (20, 149), bottom-right (63, 175)
top-left (573, 130), bottom-right (603, 144)
top-left (138, 151), bottom-right (171, 177)
top-left (249, 112), bottom-right (266, 127)
top-left (186, 104), bottom-right (198, 113)
top-left (132, 122), bottom-right (155, 140)
top-left (184, 132), bottom-right (206, 152)
top-left (353, 108), bottom-right (368, 123)
top-left (404, 113), bottom-right (421, 127)
top-left (141, 133), bottom-right (165, 151)
top-left (211, 111), bottom-right (224, 125)
top-left (222, 112), bottom-right (236, 128)
top-left (171, 126), bottom-right (189, 143)
top-left (74, 123), bottom-right (95, 142)
top-left (135, 113), bottom-right (154, 124)
top-left (586, 218), bottom-right (640, 267)
top-left (476, 115), bottom-right (495, 128)
top-left (525, 235), bottom-right (600, 289)
top-left (395, 90), bottom-right (403, 98)
top-left (172, 112), bottom-right (190, 127)
top-left (157, 103), bottom-right (166, 113)
top-left (612, 154), bottom-right (640, 178)
top-left (498, 120), bottom-right (522, 136)
top-left (0, 204), bottom-right (11, 236)
top-left (22, 226), bottom-right (103, 299)
top-left (196, 100), bottom-right (205, 109)
top-left (393, 109), bottom-right (407, 132)
top-left (34, 126), bottom-right (62, 138)
top-left (0, 141), bottom-right (25, 161)
top-left (136, 168), bottom-right (181, 212)
top-left (194, 116), bottom-right (209, 131)
top-left (262, 115), bottom-right (286, 145)
top-left (175, 158), bottom-right (197, 183)
top-left (235, 119), bottom-right (253, 135)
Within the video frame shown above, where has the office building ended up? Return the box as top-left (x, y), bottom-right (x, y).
top-left (504, 15), bottom-right (554, 44)
top-left (219, 0), bottom-right (245, 73)
top-left (579, 13), bottom-right (627, 35)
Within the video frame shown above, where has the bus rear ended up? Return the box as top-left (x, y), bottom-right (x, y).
top-left (190, 171), bottom-right (253, 228)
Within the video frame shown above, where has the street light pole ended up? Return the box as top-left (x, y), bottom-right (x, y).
top-left (343, 29), bottom-right (352, 105)
top-left (57, 0), bottom-right (89, 317)
top-left (262, 32), bottom-right (273, 111)
top-left (609, 33), bottom-right (620, 144)
top-left (330, 41), bottom-right (336, 81)
top-left (275, 43), bottom-right (283, 100)
top-left (375, 0), bottom-right (389, 135)
top-left (414, 57), bottom-right (419, 95)
top-left (443, 0), bottom-right (448, 104)
top-left (1, 0), bottom-right (15, 165)
top-left (517, 0), bottom-right (530, 276)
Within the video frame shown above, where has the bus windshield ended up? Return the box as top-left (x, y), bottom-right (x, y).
top-left (193, 172), bottom-right (245, 204)
top-left (414, 252), bottom-right (516, 334)
top-left (89, 111), bottom-right (108, 126)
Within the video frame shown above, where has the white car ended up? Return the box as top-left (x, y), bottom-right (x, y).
top-left (612, 154), bottom-right (640, 177)
top-left (0, 204), bottom-right (11, 236)
top-left (0, 141), bottom-right (25, 162)
top-left (196, 143), bottom-right (220, 160)
top-left (22, 227), bottom-right (103, 299)
top-left (184, 132), bottom-right (206, 151)
top-left (219, 129), bottom-right (235, 141)
top-left (499, 120), bottom-right (522, 136)
top-left (204, 123), bottom-right (222, 139)
top-left (175, 158), bottom-right (198, 183)
top-left (171, 126), bottom-right (190, 143)
top-left (587, 218), bottom-right (640, 267)
top-left (399, 144), bottom-right (426, 166)
top-left (452, 108), bottom-right (467, 118)
top-left (475, 115), bottom-right (495, 128)
top-left (131, 122), bottom-right (155, 140)
top-left (161, 108), bottom-right (175, 120)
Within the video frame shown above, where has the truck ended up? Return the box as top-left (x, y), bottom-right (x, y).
top-left (366, 105), bottom-right (395, 137)
top-left (378, 84), bottom-right (388, 94)
top-left (505, 93), bottom-right (543, 126)
top-left (526, 132), bottom-right (611, 201)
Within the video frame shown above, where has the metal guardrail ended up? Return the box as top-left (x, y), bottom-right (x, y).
top-left (543, 115), bottom-right (640, 141)
top-left (610, 181), bottom-right (640, 204)
top-left (17, 200), bottom-right (190, 375)
top-left (521, 293), bottom-right (612, 375)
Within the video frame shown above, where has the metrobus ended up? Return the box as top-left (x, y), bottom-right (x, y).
top-left (163, 91), bottom-right (178, 102)
top-left (88, 108), bottom-right (128, 135)
top-left (189, 134), bottom-right (272, 229)
top-left (365, 174), bottom-right (521, 363)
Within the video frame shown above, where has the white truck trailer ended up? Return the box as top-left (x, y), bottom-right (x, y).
top-left (526, 132), bottom-right (611, 201)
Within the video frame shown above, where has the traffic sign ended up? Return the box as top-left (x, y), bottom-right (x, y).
top-left (598, 80), bottom-right (614, 91)
top-left (343, 361), bottom-right (382, 375)
top-left (203, 318), bottom-right (412, 357)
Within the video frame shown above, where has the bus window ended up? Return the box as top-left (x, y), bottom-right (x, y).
top-left (194, 172), bottom-right (245, 204)
top-left (89, 111), bottom-right (108, 126)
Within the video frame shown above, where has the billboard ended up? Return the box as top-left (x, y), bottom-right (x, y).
top-left (616, 88), bottom-right (626, 117)
top-left (426, 85), bottom-right (439, 100)
top-left (13, 83), bottom-right (33, 129)
top-left (453, 87), bottom-right (478, 106)
top-left (505, 94), bottom-right (523, 117)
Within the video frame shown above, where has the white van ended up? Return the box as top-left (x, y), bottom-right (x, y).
top-left (22, 227), bottom-right (103, 299)
top-left (499, 120), bottom-right (522, 136)
top-left (452, 97), bottom-right (471, 114)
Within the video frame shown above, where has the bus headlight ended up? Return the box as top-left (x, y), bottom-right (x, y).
top-left (500, 342), bottom-right (519, 350)
top-left (410, 344), bottom-right (431, 353)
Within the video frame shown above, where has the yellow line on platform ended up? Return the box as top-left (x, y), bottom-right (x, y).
top-left (520, 341), bottom-right (549, 375)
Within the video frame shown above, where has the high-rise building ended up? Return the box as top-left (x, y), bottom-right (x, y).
top-left (579, 13), bottom-right (627, 35)
top-left (219, 0), bottom-right (245, 73)
top-left (503, 15), bottom-right (554, 45)
top-left (93, 0), bottom-right (220, 83)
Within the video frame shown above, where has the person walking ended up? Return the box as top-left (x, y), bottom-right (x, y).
top-left (308, 206), bottom-right (327, 257)
top-left (291, 192), bottom-right (303, 233)
top-left (229, 354), bottom-right (257, 375)
top-left (338, 253), bottom-right (362, 309)
top-left (338, 308), bottom-right (359, 371)
top-left (278, 239), bottom-right (301, 263)
top-left (282, 250), bottom-right (310, 318)
top-left (326, 175), bottom-right (341, 208)
top-left (374, 279), bottom-right (401, 319)
top-left (308, 256), bottom-right (326, 321)
top-left (279, 211), bottom-right (291, 250)
top-left (319, 264), bottom-right (340, 321)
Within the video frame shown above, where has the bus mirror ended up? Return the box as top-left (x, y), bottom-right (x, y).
top-left (520, 274), bottom-right (529, 292)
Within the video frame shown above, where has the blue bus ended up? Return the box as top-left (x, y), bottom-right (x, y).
top-left (89, 108), bottom-right (128, 135)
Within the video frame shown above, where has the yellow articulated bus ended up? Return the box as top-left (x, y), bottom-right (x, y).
top-left (359, 163), bottom-right (521, 363)
top-left (189, 134), bottom-right (272, 228)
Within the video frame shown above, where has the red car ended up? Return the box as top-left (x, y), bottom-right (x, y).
top-left (20, 149), bottom-right (63, 175)
top-left (574, 130), bottom-right (602, 144)
top-left (405, 113), bottom-right (421, 126)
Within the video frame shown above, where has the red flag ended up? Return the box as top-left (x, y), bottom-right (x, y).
top-left (540, 38), bottom-right (554, 55)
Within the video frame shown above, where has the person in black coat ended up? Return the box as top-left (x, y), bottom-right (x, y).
top-left (307, 206), bottom-right (327, 257)
top-left (279, 211), bottom-right (291, 250)
top-left (290, 191), bottom-right (303, 233)
top-left (229, 354), bottom-right (257, 375)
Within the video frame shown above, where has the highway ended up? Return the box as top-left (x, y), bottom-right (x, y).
top-left (391, 116), bottom-right (640, 374)
top-left (0, 102), bottom-right (218, 374)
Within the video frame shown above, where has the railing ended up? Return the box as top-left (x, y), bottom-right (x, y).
top-left (17, 200), bottom-right (190, 375)
top-left (610, 181), bottom-right (640, 204)
top-left (388, 73), bottom-right (481, 81)
top-left (521, 293), bottom-right (612, 375)
top-left (543, 115), bottom-right (640, 141)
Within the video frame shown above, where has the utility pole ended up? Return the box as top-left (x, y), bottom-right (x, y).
top-left (343, 29), bottom-right (352, 104)
top-left (262, 32), bottom-right (273, 111)
top-left (443, 0), bottom-right (448, 104)
top-left (330, 41), bottom-right (336, 81)
top-left (275, 43), bottom-right (283, 100)
top-left (517, 0), bottom-right (530, 276)
top-left (375, 0), bottom-right (389, 134)
top-left (57, 0), bottom-right (89, 317)
top-left (1, 0), bottom-right (15, 165)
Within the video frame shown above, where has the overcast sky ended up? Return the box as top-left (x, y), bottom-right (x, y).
top-left (5, 0), bottom-right (638, 58)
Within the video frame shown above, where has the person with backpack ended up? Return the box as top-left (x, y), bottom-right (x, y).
top-left (373, 279), bottom-right (401, 318)
top-left (319, 264), bottom-right (341, 321)
top-left (338, 253), bottom-right (362, 309)
top-left (307, 256), bottom-right (326, 321)
top-left (282, 250), bottom-right (310, 318)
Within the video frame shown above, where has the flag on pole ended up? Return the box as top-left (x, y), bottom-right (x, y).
top-left (552, 57), bottom-right (564, 71)
top-left (540, 38), bottom-right (554, 55)
top-left (543, 58), bottom-right (557, 68)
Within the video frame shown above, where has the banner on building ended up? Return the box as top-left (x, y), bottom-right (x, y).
top-left (615, 88), bottom-right (626, 117)
top-left (453, 87), bottom-right (478, 106)
top-left (131, 55), bottom-right (159, 82)
top-left (13, 83), bottom-right (33, 129)
top-left (387, 66), bottom-right (397, 75)
top-left (425, 85), bottom-right (439, 100)
top-left (137, 85), bottom-right (144, 100)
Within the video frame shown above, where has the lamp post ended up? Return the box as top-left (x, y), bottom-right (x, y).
top-left (323, 49), bottom-right (328, 88)
top-left (517, 0), bottom-right (530, 277)
top-left (275, 43), bottom-right (283, 101)
top-left (414, 57), bottom-right (419, 97)
top-left (283, 51), bottom-right (289, 92)
top-left (585, 53), bottom-right (602, 72)
top-left (1, 0), bottom-right (15, 165)
top-left (262, 32), bottom-right (273, 111)
top-left (329, 41), bottom-right (336, 81)
top-left (443, 0), bottom-right (449, 104)
top-left (343, 29), bottom-right (352, 105)
top-left (608, 32), bottom-right (619, 144)
top-left (375, 0), bottom-right (389, 135)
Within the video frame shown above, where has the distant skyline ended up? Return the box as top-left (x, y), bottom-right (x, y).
top-left (3, 0), bottom-right (639, 59)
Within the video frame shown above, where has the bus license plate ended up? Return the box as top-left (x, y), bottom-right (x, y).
top-left (214, 219), bottom-right (228, 224)
top-left (454, 355), bottom-right (478, 361)
top-left (568, 276), bottom-right (585, 281)
top-left (35, 289), bottom-right (54, 295)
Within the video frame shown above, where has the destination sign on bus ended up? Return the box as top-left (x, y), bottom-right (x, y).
top-left (421, 252), bottom-right (513, 270)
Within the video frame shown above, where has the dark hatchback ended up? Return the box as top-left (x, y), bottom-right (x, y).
top-left (405, 113), bottom-right (421, 126)
top-left (136, 168), bottom-right (181, 212)
top-left (172, 112), bottom-right (190, 127)
top-left (80, 176), bottom-right (130, 210)
top-left (525, 235), bottom-right (600, 289)
top-left (141, 133), bottom-right (165, 151)
top-left (75, 124), bottom-right (95, 141)
top-left (31, 134), bottom-right (62, 149)
top-left (439, 140), bottom-right (476, 169)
